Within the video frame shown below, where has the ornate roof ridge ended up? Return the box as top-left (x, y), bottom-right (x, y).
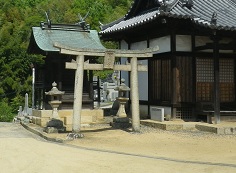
top-left (100, 0), bottom-right (236, 36)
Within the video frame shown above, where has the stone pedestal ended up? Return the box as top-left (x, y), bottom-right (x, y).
top-left (116, 97), bottom-right (129, 117)
top-left (44, 119), bottom-right (66, 133)
top-left (49, 100), bottom-right (61, 119)
top-left (110, 117), bottom-right (131, 129)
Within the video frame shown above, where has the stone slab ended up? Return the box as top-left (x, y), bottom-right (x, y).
top-left (211, 116), bottom-right (236, 122)
top-left (32, 109), bottom-right (104, 128)
top-left (196, 124), bottom-right (236, 135)
top-left (65, 125), bottom-right (72, 132)
top-left (33, 110), bottom-right (51, 118)
top-left (140, 120), bottom-right (197, 131)
top-left (64, 115), bottom-right (93, 125)
top-left (35, 117), bottom-right (50, 127)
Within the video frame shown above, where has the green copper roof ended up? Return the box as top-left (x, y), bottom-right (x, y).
top-left (29, 27), bottom-right (105, 54)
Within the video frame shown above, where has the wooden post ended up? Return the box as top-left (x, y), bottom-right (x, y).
top-left (213, 36), bottom-right (220, 124)
top-left (89, 70), bottom-right (94, 108)
top-left (131, 57), bottom-right (140, 132)
top-left (72, 55), bottom-right (84, 133)
top-left (171, 33), bottom-right (177, 119)
top-left (191, 34), bottom-right (197, 119)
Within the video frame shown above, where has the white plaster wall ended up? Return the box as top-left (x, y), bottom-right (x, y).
top-left (195, 36), bottom-right (213, 53)
top-left (195, 36), bottom-right (234, 53)
top-left (137, 60), bottom-right (148, 101)
top-left (130, 41), bottom-right (148, 101)
top-left (120, 40), bottom-right (129, 86)
top-left (149, 36), bottom-right (171, 53)
top-left (130, 40), bottom-right (147, 50)
top-left (176, 35), bottom-right (191, 52)
top-left (139, 105), bottom-right (149, 118)
top-left (130, 104), bottom-right (149, 118)
top-left (219, 37), bottom-right (234, 53)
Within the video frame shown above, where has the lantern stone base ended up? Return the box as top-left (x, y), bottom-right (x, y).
top-left (44, 119), bottom-right (66, 133)
top-left (110, 117), bottom-right (131, 129)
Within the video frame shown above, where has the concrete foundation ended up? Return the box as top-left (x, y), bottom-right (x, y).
top-left (196, 123), bottom-right (236, 135)
top-left (32, 109), bottom-right (104, 131)
top-left (140, 120), bottom-right (197, 131)
top-left (141, 119), bottom-right (236, 134)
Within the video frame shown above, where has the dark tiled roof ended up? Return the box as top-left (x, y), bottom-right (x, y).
top-left (100, 0), bottom-right (236, 34)
top-left (28, 24), bottom-right (105, 53)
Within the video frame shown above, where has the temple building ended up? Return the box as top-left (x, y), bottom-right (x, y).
top-left (28, 19), bottom-right (105, 110)
top-left (100, 0), bottom-right (236, 122)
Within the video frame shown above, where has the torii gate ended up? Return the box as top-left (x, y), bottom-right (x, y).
top-left (54, 43), bottom-right (158, 134)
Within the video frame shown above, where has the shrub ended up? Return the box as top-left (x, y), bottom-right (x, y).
top-left (0, 101), bottom-right (15, 122)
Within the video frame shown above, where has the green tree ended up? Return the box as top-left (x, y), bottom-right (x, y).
top-left (0, 0), bottom-right (133, 119)
top-left (0, 101), bottom-right (14, 122)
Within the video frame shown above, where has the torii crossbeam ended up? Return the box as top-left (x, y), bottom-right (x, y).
top-left (54, 42), bottom-right (158, 135)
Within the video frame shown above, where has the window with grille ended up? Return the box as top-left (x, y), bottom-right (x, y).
top-left (220, 59), bottom-right (235, 102)
top-left (196, 58), bottom-right (214, 101)
top-left (196, 58), bottom-right (235, 102)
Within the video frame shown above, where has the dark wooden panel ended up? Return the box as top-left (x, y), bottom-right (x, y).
top-left (149, 58), bottom-right (171, 102)
top-left (177, 56), bottom-right (193, 103)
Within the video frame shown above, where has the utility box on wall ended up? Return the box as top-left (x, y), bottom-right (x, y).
top-left (150, 106), bottom-right (164, 122)
top-left (150, 106), bottom-right (172, 122)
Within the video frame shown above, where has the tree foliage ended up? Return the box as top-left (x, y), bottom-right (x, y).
top-left (0, 101), bottom-right (14, 122)
top-left (0, 0), bottom-right (132, 117)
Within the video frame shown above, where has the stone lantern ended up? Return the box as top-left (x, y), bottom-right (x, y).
top-left (115, 78), bottom-right (130, 117)
top-left (45, 82), bottom-right (65, 119)
top-left (111, 78), bottom-right (131, 128)
top-left (44, 82), bottom-right (65, 133)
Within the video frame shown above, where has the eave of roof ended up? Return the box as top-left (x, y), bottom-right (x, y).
top-left (100, 0), bottom-right (236, 35)
top-left (28, 26), bottom-right (105, 54)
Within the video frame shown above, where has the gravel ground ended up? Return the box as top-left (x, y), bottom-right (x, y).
top-left (4, 119), bottom-right (236, 173)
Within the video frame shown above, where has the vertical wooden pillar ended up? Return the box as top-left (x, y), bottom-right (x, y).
top-left (213, 36), bottom-right (220, 124)
top-left (89, 70), bottom-right (94, 109)
top-left (131, 57), bottom-right (140, 132)
top-left (192, 34), bottom-right (197, 120)
top-left (72, 55), bottom-right (84, 133)
top-left (147, 37), bottom-right (151, 118)
top-left (171, 33), bottom-right (177, 119)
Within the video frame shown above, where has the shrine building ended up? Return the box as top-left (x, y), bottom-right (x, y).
top-left (100, 0), bottom-right (236, 122)
top-left (28, 19), bottom-right (105, 110)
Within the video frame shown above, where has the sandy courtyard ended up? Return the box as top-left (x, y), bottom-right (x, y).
top-left (1, 122), bottom-right (236, 173)
top-left (36, 122), bottom-right (236, 173)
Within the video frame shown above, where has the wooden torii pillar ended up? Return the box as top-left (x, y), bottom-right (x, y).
top-left (54, 43), bottom-right (158, 135)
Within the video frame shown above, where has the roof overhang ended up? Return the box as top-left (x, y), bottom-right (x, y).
top-left (28, 26), bottom-right (105, 55)
top-left (100, 0), bottom-right (236, 39)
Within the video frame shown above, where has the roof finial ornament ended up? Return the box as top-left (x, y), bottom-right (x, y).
top-left (76, 11), bottom-right (90, 30)
top-left (211, 12), bottom-right (217, 25)
top-left (181, 0), bottom-right (194, 10)
top-left (159, 0), bottom-right (169, 12)
top-left (45, 10), bottom-right (51, 28)
top-left (99, 21), bottom-right (103, 30)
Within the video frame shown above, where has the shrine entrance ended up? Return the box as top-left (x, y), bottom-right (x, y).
top-left (54, 43), bottom-right (158, 135)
